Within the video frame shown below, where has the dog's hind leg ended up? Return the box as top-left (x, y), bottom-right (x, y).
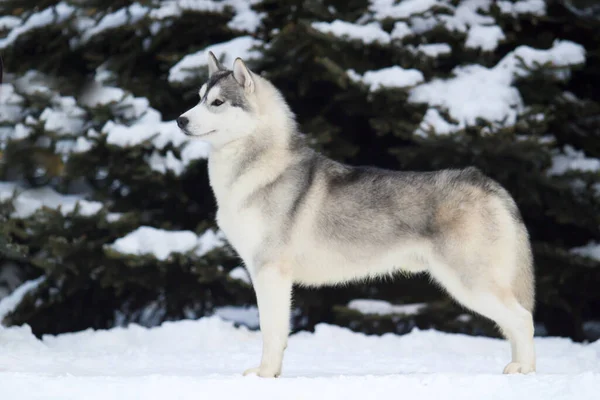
top-left (243, 263), bottom-right (292, 378)
top-left (430, 264), bottom-right (536, 374)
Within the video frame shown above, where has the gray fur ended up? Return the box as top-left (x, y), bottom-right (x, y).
top-left (229, 137), bottom-right (269, 186)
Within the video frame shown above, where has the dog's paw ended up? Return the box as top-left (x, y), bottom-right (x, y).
top-left (243, 366), bottom-right (281, 378)
top-left (503, 362), bottom-right (535, 374)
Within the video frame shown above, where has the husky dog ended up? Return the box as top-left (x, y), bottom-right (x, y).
top-left (176, 52), bottom-right (536, 377)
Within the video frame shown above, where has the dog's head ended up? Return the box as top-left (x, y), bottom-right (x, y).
top-left (177, 52), bottom-right (259, 148)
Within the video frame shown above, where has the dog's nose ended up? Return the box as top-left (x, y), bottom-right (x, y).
top-left (176, 116), bottom-right (189, 129)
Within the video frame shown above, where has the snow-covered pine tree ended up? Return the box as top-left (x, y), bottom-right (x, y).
top-left (0, 0), bottom-right (258, 334)
top-left (1, 0), bottom-right (598, 341)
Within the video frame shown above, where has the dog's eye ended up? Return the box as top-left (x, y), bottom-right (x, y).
top-left (211, 99), bottom-right (224, 107)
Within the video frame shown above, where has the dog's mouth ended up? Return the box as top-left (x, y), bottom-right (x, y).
top-left (183, 129), bottom-right (216, 137)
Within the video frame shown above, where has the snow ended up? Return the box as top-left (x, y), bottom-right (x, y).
top-left (80, 85), bottom-right (126, 108)
top-left (0, 182), bottom-right (18, 202)
top-left (0, 277), bottom-right (44, 322)
top-left (0, 84), bottom-right (25, 123)
top-left (196, 229), bottom-right (226, 257)
top-left (1, 183), bottom-right (103, 219)
top-left (8, 123), bottom-right (32, 141)
top-left (81, 3), bottom-right (149, 42)
top-left (225, 0), bottom-right (264, 33)
top-left (311, 20), bottom-right (390, 45)
top-left (370, 0), bottom-right (508, 52)
top-left (0, 2), bottom-right (75, 49)
top-left (71, 136), bottom-right (94, 153)
top-left (150, 0), bottom-right (225, 19)
top-left (213, 306), bottom-right (259, 328)
top-left (150, 0), bottom-right (263, 32)
top-left (390, 21), bottom-right (412, 39)
top-left (11, 187), bottom-right (103, 219)
top-left (147, 151), bottom-right (185, 176)
top-left (101, 100), bottom-right (211, 172)
top-left (0, 315), bottom-right (599, 399)
top-left (409, 40), bottom-right (585, 134)
top-left (13, 70), bottom-right (54, 97)
top-left (39, 96), bottom-right (86, 136)
top-left (415, 109), bottom-right (458, 137)
top-left (466, 25), bottom-right (506, 51)
top-left (497, 0), bottom-right (546, 16)
top-left (108, 226), bottom-right (224, 261)
top-left (229, 266), bottom-right (251, 284)
top-left (0, 16), bottom-right (21, 30)
top-left (169, 36), bottom-right (262, 84)
top-left (180, 139), bottom-right (211, 164)
top-left (349, 66), bottom-right (424, 91)
top-left (416, 43), bottom-right (452, 57)
top-left (548, 146), bottom-right (600, 176)
top-left (571, 242), bottom-right (600, 261)
top-left (370, 0), bottom-right (440, 20)
top-left (499, 40), bottom-right (586, 79)
top-left (104, 111), bottom-right (182, 147)
top-left (441, 0), bottom-right (495, 32)
top-left (348, 299), bottom-right (426, 316)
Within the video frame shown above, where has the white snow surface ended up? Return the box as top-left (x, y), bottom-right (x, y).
top-left (0, 315), bottom-right (599, 399)
top-left (108, 226), bottom-right (225, 260)
top-left (571, 242), bottom-right (600, 261)
top-left (348, 299), bottom-right (426, 316)
top-left (312, 20), bottom-right (390, 44)
top-left (213, 305), bottom-right (259, 328)
top-left (169, 36), bottom-right (262, 84)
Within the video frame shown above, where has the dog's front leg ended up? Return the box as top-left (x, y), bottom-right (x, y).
top-left (243, 264), bottom-right (292, 378)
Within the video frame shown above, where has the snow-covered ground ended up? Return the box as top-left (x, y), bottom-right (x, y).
top-left (0, 316), bottom-right (599, 399)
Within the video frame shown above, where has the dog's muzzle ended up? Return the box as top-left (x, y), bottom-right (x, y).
top-left (176, 116), bottom-right (193, 136)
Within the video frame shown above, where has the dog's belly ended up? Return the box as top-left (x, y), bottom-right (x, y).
top-left (290, 238), bottom-right (432, 286)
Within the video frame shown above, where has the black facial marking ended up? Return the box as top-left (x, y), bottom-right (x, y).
top-left (201, 70), bottom-right (233, 103)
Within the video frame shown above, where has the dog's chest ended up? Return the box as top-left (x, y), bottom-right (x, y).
top-left (209, 148), bottom-right (287, 266)
top-left (215, 200), bottom-right (265, 264)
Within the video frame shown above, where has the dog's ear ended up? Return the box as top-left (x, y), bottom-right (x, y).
top-left (232, 57), bottom-right (255, 94)
top-left (207, 51), bottom-right (225, 76)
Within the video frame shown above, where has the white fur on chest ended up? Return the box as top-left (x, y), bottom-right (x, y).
top-left (208, 145), bottom-right (286, 270)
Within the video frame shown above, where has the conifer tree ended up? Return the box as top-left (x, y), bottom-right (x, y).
top-left (0, 0), bottom-right (598, 341)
